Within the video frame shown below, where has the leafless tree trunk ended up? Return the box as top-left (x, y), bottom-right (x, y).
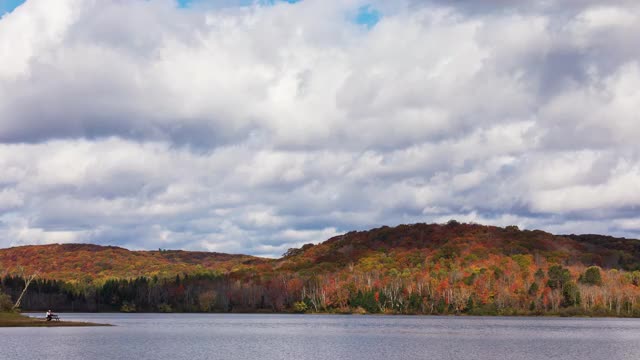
top-left (13, 272), bottom-right (37, 310)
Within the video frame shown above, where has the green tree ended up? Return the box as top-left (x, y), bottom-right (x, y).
top-left (293, 301), bottom-right (308, 313)
top-left (349, 290), bottom-right (380, 313)
top-left (0, 291), bottom-right (12, 312)
top-left (580, 266), bottom-right (602, 286)
top-left (465, 296), bottom-right (474, 312)
top-left (547, 265), bottom-right (570, 289)
top-left (562, 281), bottom-right (581, 307)
top-left (446, 219), bottom-right (461, 227)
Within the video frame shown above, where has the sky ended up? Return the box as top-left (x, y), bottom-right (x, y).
top-left (0, 0), bottom-right (639, 257)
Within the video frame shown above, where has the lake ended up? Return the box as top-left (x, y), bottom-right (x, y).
top-left (2, 314), bottom-right (640, 359)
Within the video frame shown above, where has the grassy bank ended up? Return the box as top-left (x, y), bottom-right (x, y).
top-left (0, 312), bottom-right (110, 327)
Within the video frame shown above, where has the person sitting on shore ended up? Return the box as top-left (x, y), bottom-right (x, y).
top-left (46, 310), bottom-right (52, 321)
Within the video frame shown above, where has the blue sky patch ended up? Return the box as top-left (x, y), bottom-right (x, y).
top-left (354, 5), bottom-right (381, 28)
top-left (176, 0), bottom-right (193, 8)
top-left (0, 0), bottom-right (25, 15)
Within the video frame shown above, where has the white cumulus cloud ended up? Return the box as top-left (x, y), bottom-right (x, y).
top-left (1, 0), bottom-right (640, 256)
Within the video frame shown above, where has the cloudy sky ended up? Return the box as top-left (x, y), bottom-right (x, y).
top-left (0, 0), bottom-right (639, 257)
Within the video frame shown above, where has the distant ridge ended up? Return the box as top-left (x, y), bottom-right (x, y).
top-left (2, 223), bottom-right (639, 282)
top-left (0, 242), bottom-right (269, 281)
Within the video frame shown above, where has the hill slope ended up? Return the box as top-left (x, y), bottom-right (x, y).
top-left (0, 243), bottom-right (269, 282)
top-left (2, 222), bottom-right (640, 316)
top-left (278, 222), bottom-right (640, 272)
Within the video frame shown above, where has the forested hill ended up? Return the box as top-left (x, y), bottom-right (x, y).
top-left (0, 243), bottom-right (269, 282)
top-left (3, 223), bottom-right (640, 282)
top-left (278, 222), bottom-right (640, 272)
top-left (2, 223), bottom-right (640, 281)
top-left (2, 222), bottom-right (640, 316)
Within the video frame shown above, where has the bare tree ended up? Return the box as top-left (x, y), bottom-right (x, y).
top-left (12, 267), bottom-right (38, 310)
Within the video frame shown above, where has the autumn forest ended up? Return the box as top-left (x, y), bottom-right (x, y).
top-left (2, 222), bottom-right (640, 317)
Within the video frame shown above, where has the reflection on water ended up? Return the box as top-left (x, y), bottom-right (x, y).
top-left (2, 314), bottom-right (640, 360)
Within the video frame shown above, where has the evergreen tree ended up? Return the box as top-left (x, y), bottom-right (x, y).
top-left (580, 266), bottom-right (602, 286)
top-left (547, 265), bottom-right (570, 289)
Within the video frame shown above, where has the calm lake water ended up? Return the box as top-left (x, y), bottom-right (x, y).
top-left (2, 314), bottom-right (639, 360)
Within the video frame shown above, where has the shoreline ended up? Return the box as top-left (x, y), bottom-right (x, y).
top-left (0, 312), bottom-right (111, 327)
top-left (17, 310), bottom-right (640, 319)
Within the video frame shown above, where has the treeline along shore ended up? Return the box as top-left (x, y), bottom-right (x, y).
top-left (2, 222), bottom-right (640, 317)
